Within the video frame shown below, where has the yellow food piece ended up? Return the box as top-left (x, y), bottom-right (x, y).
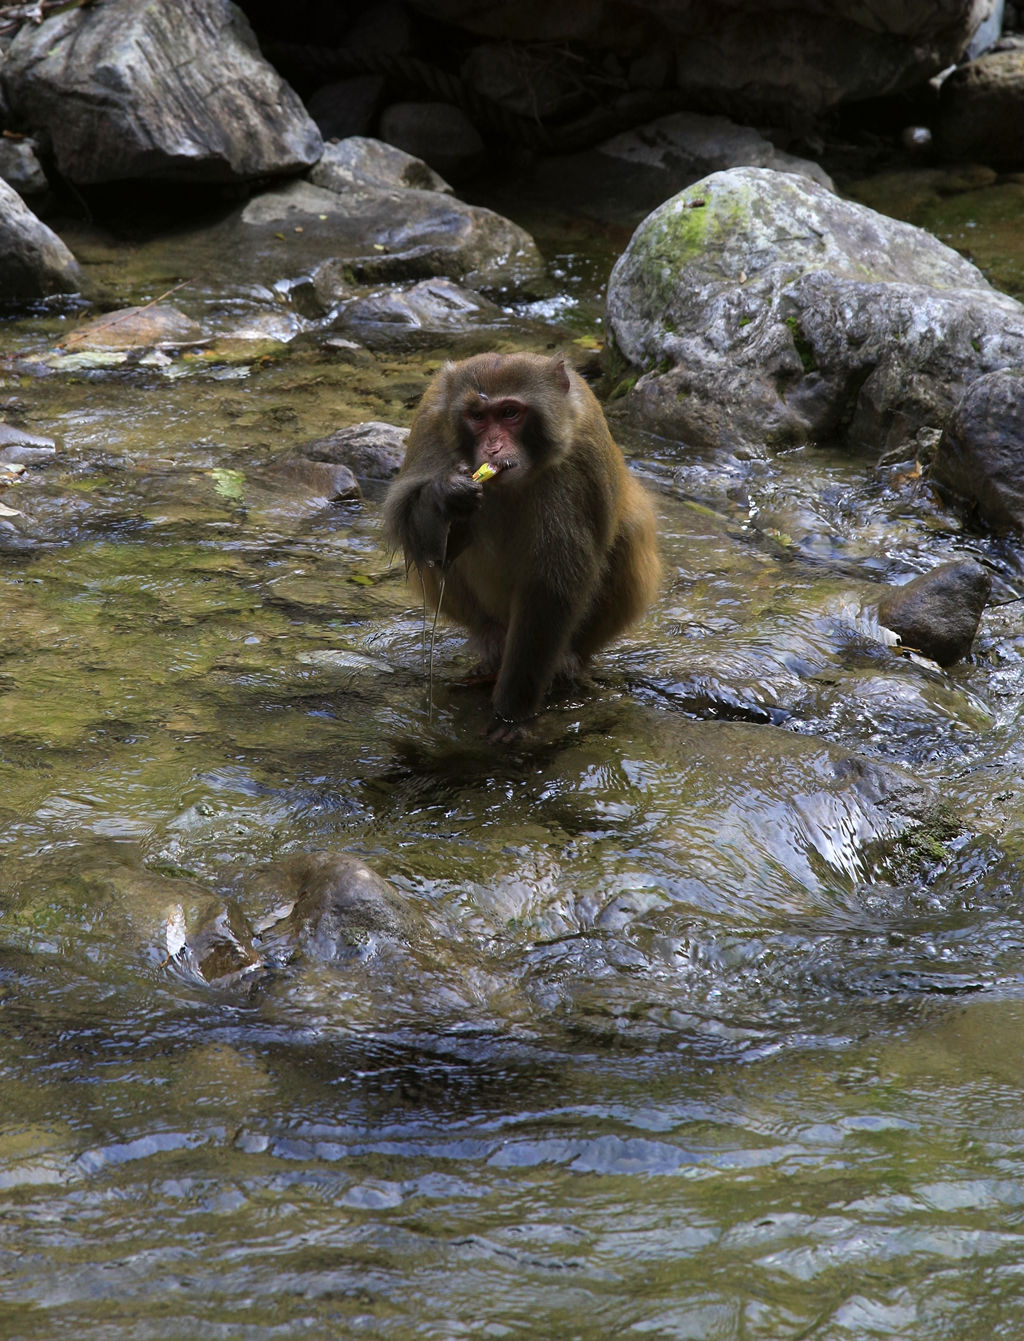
top-left (472, 463), bottom-right (498, 482)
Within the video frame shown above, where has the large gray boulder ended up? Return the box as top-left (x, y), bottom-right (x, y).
top-left (1, 0), bottom-right (322, 185)
top-left (606, 167), bottom-right (1024, 457)
top-left (0, 177), bottom-right (81, 301)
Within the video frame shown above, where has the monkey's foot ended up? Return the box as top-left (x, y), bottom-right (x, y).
top-left (485, 714), bottom-right (526, 745)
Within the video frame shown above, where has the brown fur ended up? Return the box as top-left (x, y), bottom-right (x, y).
top-left (383, 352), bottom-right (660, 735)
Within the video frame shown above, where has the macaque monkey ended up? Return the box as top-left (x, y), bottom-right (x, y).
top-left (383, 351), bottom-right (660, 740)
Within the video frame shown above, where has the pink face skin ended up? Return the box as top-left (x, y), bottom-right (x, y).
top-left (464, 398), bottom-right (527, 477)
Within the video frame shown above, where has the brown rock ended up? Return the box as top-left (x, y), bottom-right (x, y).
top-left (877, 560), bottom-right (991, 665)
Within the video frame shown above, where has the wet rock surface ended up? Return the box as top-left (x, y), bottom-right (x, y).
top-left (0, 176), bottom-right (81, 300)
top-left (61, 305), bottom-right (205, 352)
top-left (335, 278), bottom-right (509, 350)
top-left (936, 45), bottom-right (1024, 167)
top-left (931, 368), bottom-right (1024, 534)
top-left (264, 456), bottom-right (362, 504)
top-left (234, 175), bottom-right (545, 298)
top-left (260, 852), bottom-right (425, 965)
top-left (171, 854), bottom-right (429, 986)
top-left (309, 136), bottom-right (453, 195)
top-left (877, 560), bottom-right (992, 665)
top-left (301, 421), bottom-right (409, 481)
top-left (180, 900), bottom-right (267, 989)
top-left (0, 422), bottom-right (57, 465)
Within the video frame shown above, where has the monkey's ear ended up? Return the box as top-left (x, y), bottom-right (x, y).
top-left (551, 356), bottom-right (571, 393)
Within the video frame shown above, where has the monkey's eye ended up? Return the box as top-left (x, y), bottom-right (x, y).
top-left (467, 409), bottom-right (486, 423)
top-left (501, 404), bottom-right (522, 420)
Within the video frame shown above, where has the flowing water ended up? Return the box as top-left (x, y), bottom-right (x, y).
top-left (2, 186), bottom-right (1024, 1339)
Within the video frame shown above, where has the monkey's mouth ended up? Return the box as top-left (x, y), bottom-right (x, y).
top-left (473, 459), bottom-right (519, 484)
top-left (476, 460), bottom-right (517, 480)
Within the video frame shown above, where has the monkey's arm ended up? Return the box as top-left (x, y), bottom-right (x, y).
top-left (383, 466), bottom-right (481, 568)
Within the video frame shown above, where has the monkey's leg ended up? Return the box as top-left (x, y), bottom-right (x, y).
top-left (572, 525), bottom-right (657, 661)
top-left (464, 624), bottom-right (505, 678)
top-left (491, 589), bottom-right (575, 732)
top-left (451, 625), bottom-right (503, 689)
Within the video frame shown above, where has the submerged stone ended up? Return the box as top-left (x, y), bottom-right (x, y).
top-left (61, 304), bottom-right (204, 352)
top-left (0, 422), bottom-right (56, 465)
top-left (334, 278), bottom-right (508, 351)
top-left (181, 900), bottom-right (266, 989)
top-left (261, 852), bottom-right (422, 965)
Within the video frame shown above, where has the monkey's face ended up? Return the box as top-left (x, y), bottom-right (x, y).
top-left (461, 395), bottom-right (530, 481)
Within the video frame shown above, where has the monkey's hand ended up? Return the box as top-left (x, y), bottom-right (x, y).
top-left (430, 465), bottom-right (483, 523)
top-left (398, 466), bottom-right (483, 567)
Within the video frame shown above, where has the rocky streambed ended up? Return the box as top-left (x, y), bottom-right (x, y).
top-left (2, 1), bottom-right (1024, 1335)
top-left (0, 152), bottom-right (1023, 1335)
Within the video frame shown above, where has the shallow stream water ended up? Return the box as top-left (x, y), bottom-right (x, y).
top-left (2, 182), bottom-right (1024, 1339)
